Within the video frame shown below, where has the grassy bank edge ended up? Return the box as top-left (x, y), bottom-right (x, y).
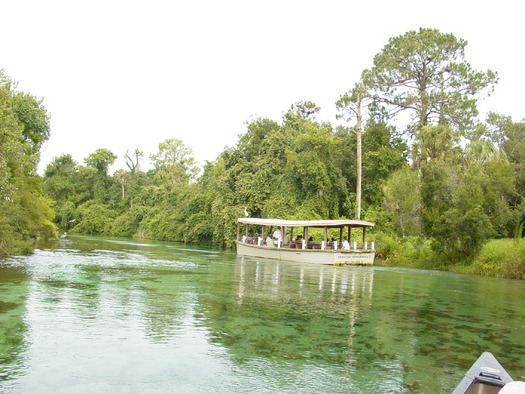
top-left (375, 235), bottom-right (525, 280)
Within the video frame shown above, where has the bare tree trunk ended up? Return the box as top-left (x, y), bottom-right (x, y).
top-left (356, 88), bottom-right (362, 220)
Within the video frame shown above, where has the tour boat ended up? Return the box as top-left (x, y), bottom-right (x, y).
top-left (452, 352), bottom-right (516, 394)
top-left (236, 218), bottom-right (375, 265)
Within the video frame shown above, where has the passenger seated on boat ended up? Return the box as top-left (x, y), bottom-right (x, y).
top-left (265, 236), bottom-right (273, 246)
top-left (342, 237), bottom-right (350, 250)
top-left (293, 236), bottom-right (302, 249)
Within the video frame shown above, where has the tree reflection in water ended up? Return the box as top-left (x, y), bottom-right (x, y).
top-left (0, 262), bottom-right (29, 384)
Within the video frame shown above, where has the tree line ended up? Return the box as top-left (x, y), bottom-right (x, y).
top-left (2, 28), bottom-right (524, 268)
top-left (0, 70), bottom-right (55, 255)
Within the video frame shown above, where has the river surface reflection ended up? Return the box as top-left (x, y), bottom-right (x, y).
top-left (0, 235), bottom-right (524, 393)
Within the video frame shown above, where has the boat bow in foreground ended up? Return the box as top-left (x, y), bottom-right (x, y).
top-left (452, 352), bottom-right (517, 394)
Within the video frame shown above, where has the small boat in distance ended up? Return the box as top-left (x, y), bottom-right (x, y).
top-left (452, 352), bottom-right (516, 394)
top-left (236, 218), bottom-right (375, 265)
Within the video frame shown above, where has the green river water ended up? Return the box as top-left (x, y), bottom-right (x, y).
top-left (0, 235), bottom-right (524, 393)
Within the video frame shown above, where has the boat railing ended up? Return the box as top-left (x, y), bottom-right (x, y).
top-left (241, 235), bottom-right (375, 251)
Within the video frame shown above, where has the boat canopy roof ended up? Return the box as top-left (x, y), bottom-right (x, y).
top-left (238, 218), bottom-right (374, 229)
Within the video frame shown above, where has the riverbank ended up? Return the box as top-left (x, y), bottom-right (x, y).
top-left (375, 235), bottom-right (525, 280)
top-left (452, 239), bottom-right (525, 280)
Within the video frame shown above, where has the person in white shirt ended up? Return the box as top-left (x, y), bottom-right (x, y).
top-left (342, 237), bottom-right (350, 250)
top-left (272, 228), bottom-right (283, 241)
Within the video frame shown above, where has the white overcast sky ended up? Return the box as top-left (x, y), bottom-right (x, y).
top-left (2, 0), bottom-right (524, 174)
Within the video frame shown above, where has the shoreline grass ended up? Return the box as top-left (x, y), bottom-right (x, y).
top-left (376, 235), bottom-right (525, 280)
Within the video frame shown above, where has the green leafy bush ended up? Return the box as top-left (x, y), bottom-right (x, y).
top-left (465, 239), bottom-right (525, 279)
top-left (74, 202), bottom-right (117, 234)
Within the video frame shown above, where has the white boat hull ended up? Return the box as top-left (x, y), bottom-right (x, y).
top-left (236, 242), bottom-right (374, 265)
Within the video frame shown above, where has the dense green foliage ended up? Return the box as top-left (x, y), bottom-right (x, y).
top-left (40, 107), bottom-right (407, 249)
top-left (40, 107), bottom-right (524, 267)
top-left (0, 70), bottom-right (55, 255)
top-left (3, 28), bottom-right (525, 277)
top-left (449, 238), bottom-right (525, 280)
